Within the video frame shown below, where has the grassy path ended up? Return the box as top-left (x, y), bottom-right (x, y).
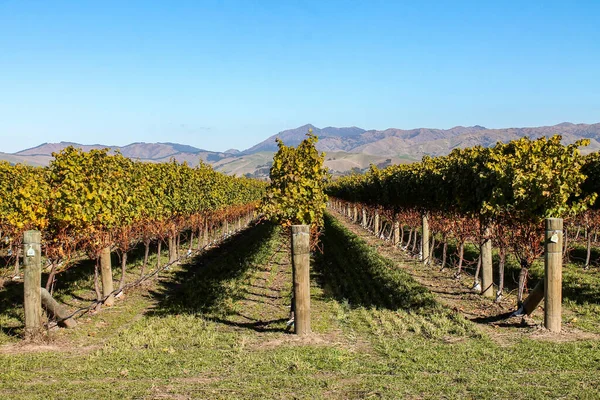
top-left (1, 219), bottom-right (600, 399)
top-left (329, 207), bottom-right (600, 338)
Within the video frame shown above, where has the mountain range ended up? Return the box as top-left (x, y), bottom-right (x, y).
top-left (2, 122), bottom-right (600, 177)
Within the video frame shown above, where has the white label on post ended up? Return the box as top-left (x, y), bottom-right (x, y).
top-left (550, 233), bottom-right (559, 243)
top-left (26, 246), bottom-right (35, 257)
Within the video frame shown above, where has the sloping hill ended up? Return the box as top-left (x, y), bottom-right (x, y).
top-left (0, 152), bottom-right (51, 167)
top-left (243, 124), bottom-right (366, 154)
top-left (3, 122), bottom-right (600, 174)
top-left (15, 142), bottom-right (114, 157)
top-left (243, 122), bottom-right (600, 158)
top-left (10, 142), bottom-right (230, 166)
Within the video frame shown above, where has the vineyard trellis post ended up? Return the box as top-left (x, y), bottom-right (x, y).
top-left (421, 213), bottom-right (429, 264)
top-left (481, 226), bottom-right (494, 297)
top-left (393, 220), bottom-right (400, 246)
top-left (545, 218), bottom-right (562, 332)
top-left (23, 230), bottom-right (42, 337)
top-left (374, 211), bottom-right (380, 236)
top-left (291, 225), bottom-right (311, 335)
top-left (100, 246), bottom-right (115, 306)
top-left (521, 218), bottom-right (563, 332)
top-left (40, 288), bottom-right (77, 328)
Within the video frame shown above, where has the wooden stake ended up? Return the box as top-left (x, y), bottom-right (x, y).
top-left (393, 221), bottom-right (400, 246)
top-left (522, 280), bottom-right (544, 315)
top-left (23, 230), bottom-right (42, 337)
top-left (291, 225), bottom-right (311, 335)
top-left (545, 218), bottom-right (562, 332)
top-left (374, 212), bottom-right (380, 237)
top-left (100, 246), bottom-right (115, 306)
top-left (481, 225), bottom-right (494, 297)
top-left (521, 218), bottom-right (564, 331)
top-left (168, 235), bottom-right (177, 262)
top-left (421, 214), bottom-right (429, 264)
top-left (41, 288), bottom-right (77, 328)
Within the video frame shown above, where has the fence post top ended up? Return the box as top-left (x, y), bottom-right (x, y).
top-left (545, 218), bottom-right (563, 230)
top-left (23, 230), bottom-right (41, 241)
top-left (291, 225), bottom-right (310, 233)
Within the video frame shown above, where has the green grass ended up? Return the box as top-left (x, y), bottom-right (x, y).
top-left (316, 214), bottom-right (477, 340)
top-left (1, 219), bottom-right (600, 399)
top-left (406, 224), bottom-right (600, 334)
top-left (527, 259), bottom-right (600, 333)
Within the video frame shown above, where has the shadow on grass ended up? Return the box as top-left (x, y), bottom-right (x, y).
top-left (525, 266), bottom-right (600, 307)
top-left (567, 245), bottom-right (600, 267)
top-left (470, 311), bottom-right (517, 325)
top-left (210, 315), bottom-right (289, 333)
top-left (146, 222), bottom-right (288, 333)
top-left (314, 213), bottom-right (438, 312)
top-left (0, 279), bottom-right (24, 337)
top-left (47, 237), bottom-right (168, 301)
top-left (562, 275), bottom-right (600, 306)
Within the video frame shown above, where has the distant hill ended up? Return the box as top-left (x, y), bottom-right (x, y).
top-left (11, 141), bottom-right (232, 166)
top-left (3, 122), bottom-right (600, 176)
top-left (0, 152), bottom-right (51, 167)
top-left (242, 124), bottom-right (366, 154)
top-left (244, 122), bottom-right (600, 158)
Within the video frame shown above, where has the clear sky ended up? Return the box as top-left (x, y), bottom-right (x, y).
top-left (1, 0), bottom-right (599, 153)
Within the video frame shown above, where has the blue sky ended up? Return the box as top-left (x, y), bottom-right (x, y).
top-left (1, 0), bottom-right (599, 153)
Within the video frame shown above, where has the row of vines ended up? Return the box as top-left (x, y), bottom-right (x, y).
top-left (0, 146), bottom-right (265, 308)
top-left (327, 135), bottom-right (600, 305)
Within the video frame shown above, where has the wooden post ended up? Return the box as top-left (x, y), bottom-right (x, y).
top-left (203, 225), bottom-right (209, 247)
top-left (100, 246), bottom-right (115, 306)
top-left (291, 225), bottom-right (311, 335)
top-left (545, 218), bottom-right (562, 332)
top-left (374, 212), bottom-right (380, 237)
top-left (362, 209), bottom-right (367, 227)
top-left (481, 225), bottom-right (494, 297)
top-left (522, 280), bottom-right (544, 315)
top-left (521, 218), bottom-right (564, 329)
top-left (23, 230), bottom-right (42, 337)
top-left (168, 235), bottom-right (178, 262)
top-left (393, 221), bottom-right (400, 246)
top-left (40, 288), bottom-right (77, 328)
top-left (353, 205), bottom-right (358, 223)
top-left (421, 213), bottom-right (429, 264)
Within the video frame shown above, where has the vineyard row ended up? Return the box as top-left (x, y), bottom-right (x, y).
top-left (0, 146), bottom-right (265, 308)
top-left (326, 135), bottom-right (600, 306)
